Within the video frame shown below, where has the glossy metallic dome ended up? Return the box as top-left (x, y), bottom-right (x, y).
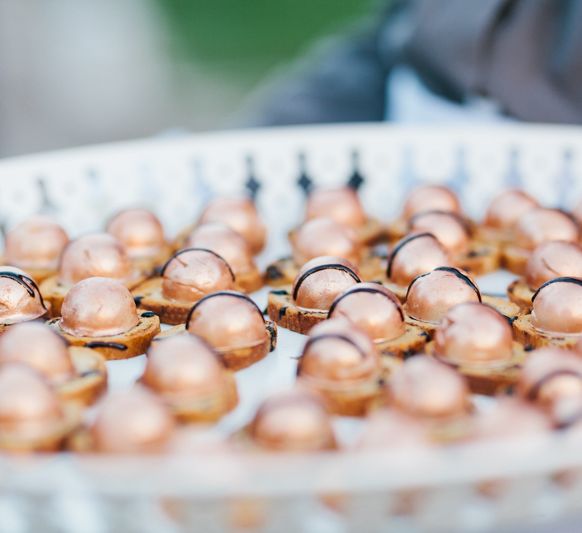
top-left (198, 196), bottom-right (266, 254)
top-left (484, 189), bottom-right (539, 229)
top-left (305, 187), bottom-right (367, 228)
top-left (58, 233), bottom-right (134, 286)
top-left (531, 279), bottom-right (582, 335)
top-left (142, 335), bottom-right (226, 397)
top-left (402, 185), bottom-right (461, 221)
top-left (5, 216), bottom-right (69, 271)
top-left (161, 248), bottom-right (235, 303)
top-left (405, 267), bottom-right (481, 324)
top-left (390, 356), bottom-right (469, 419)
top-left (185, 223), bottom-right (255, 274)
top-left (328, 283), bottom-right (405, 342)
top-left (186, 291), bottom-right (267, 351)
top-left (298, 317), bottom-right (380, 382)
top-left (0, 322), bottom-right (75, 385)
top-left (91, 385), bottom-right (175, 454)
top-left (250, 388), bottom-right (336, 452)
top-left (106, 208), bottom-right (165, 258)
top-left (292, 256), bottom-right (361, 311)
top-left (515, 208), bottom-right (579, 251)
top-left (60, 277), bottom-right (139, 337)
top-left (0, 268), bottom-right (47, 325)
top-left (525, 241), bottom-right (582, 290)
top-left (0, 364), bottom-right (64, 441)
top-left (291, 217), bottom-right (361, 266)
top-left (434, 303), bottom-right (514, 368)
top-left (387, 233), bottom-right (450, 286)
top-left (409, 211), bottom-right (469, 255)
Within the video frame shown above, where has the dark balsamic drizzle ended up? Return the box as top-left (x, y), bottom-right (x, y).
top-left (0, 271), bottom-right (47, 310)
top-left (160, 247), bottom-right (235, 282)
top-left (327, 286), bottom-right (404, 321)
top-left (84, 341), bottom-right (128, 351)
top-left (134, 295), bottom-right (144, 306)
top-left (185, 290), bottom-right (265, 330)
top-left (386, 232), bottom-right (438, 279)
top-left (292, 264), bottom-right (361, 301)
top-left (531, 277), bottom-right (582, 302)
top-left (140, 311), bottom-right (156, 318)
top-left (297, 333), bottom-right (368, 376)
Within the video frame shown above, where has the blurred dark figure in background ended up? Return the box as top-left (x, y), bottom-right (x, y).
top-left (248, 0), bottom-right (582, 126)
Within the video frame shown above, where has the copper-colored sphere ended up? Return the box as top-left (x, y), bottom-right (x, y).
top-left (328, 283), bottom-right (405, 342)
top-left (402, 185), bottom-right (461, 221)
top-left (185, 223), bottom-right (255, 274)
top-left (60, 277), bottom-right (139, 337)
top-left (515, 208), bottom-right (579, 251)
top-left (0, 323), bottom-right (75, 384)
top-left (387, 233), bottom-right (450, 286)
top-left (305, 187), bottom-right (367, 229)
top-left (5, 216), bottom-right (69, 270)
top-left (58, 233), bottom-right (134, 286)
top-left (198, 196), bottom-right (266, 254)
top-left (91, 385), bottom-right (175, 454)
top-left (106, 208), bottom-right (165, 258)
top-left (0, 364), bottom-right (64, 441)
top-left (186, 291), bottom-right (267, 351)
top-left (299, 317), bottom-right (380, 382)
top-left (161, 248), bottom-right (235, 303)
top-left (410, 211), bottom-right (469, 255)
top-left (292, 217), bottom-right (361, 266)
top-left (250, 388), bottom-right (336, 452)
top-left (0, 268), bottom-right (47, 325)
top-left (434, 303), bottom-right (514, 368)
top-left (518, 348), bottom-right (582, 409)
top-left (484, 189), bottom-right (539, 229)
top-left (292, 256), bottom-right (360, 311)
top-left (525, 241), bottom-right (582, 290)
top-left (405, 267), bottom-right (481, 323)
top-left (531, 279), bottom-right (582, 335)
top-left (471, 398), bottom-right (550, 441)
top-left (357, 409), bottom-right (430, 450)
top-left (142, 335), bottom-right (226, 397)
top-left (390, 356), bottom-right (469, 419)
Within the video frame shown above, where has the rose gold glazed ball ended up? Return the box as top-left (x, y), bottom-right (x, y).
top-left (434, 303), bottom-right (514, 368)
top-left (106, 208), bottom-right (165, 258)
top-left (5, 216), bottom-right (69, 271)
top-left (187, 291), bottom-right (267, 351)
top-left (531, 279), bottom-right (582, 335)
top-left (292, 256), bottom-right (360, 311)
top-left (292, 217), bottom-right (361, 266)
top-left (0, 364), bottom-right (64, 441)
top-left (387, 233), bottom-right (450, 286)
top-left (402, 185), bottom-right (461, 221)
top-left (0, 268), bottom-right (47, 325)
top-left (525, 241), bottom-right (582, 290)
top-left (405, 268), bottom-right (481, 324)
top-left (328, 283), bottom-right (405, 342)
top-left (58, 233), bottom-right (134, 286)
top-left (185, 223), bottom-right (256, 274)
top-left (0, 323), bottom-right (75, 384)
top-left (198, 196), bottom-right (266, 254)
top-left (250, 389), bottom-right (336, 452)
top-left (484, 189), bottom-right (539, 229)
top-left (299, 319), bottom-right (380, 382)
top-left (517, 348), bottom-right (582, 409)
top-left (60, 277), bottom-right (139, 338)
top-left (91, 385), bottom-right (175, 454)
top-left (142, 335), bottom-right (226, 397)
top-left (305, 187), bottom-right (367, 229)
top-left (161, 249), bottom-right (235, 303)
top-left (470, 398), bottom-right (551, 441)
top-left (409, 211), bottom-right (469, 255)
top-left (514, 208), bottom-right (579, 251)
top-left (357, 409), bottom-right (430, 450)
top-left (390, 356), bottom-right (469, 419)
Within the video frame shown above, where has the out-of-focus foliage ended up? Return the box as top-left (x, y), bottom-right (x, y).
top-left (155, 0), bottom-right (376, 85)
